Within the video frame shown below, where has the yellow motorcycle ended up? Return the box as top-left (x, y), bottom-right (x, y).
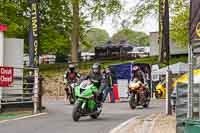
top-left (155, 69), bottom-right (200, 99)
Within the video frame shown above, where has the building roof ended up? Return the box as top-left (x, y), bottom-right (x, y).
top-left (95, 40), bottom-right (136, 50)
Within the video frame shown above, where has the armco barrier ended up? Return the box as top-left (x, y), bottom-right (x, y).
top-left (176, 83), bottom-right (188, 133)
top-left (176, 83), bottom-right (200, 133)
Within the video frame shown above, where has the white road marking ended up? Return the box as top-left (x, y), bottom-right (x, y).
top-left (0, 112), bottom-right (48, 124)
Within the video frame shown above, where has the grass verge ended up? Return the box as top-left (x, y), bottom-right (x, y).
top-left (39, 55), bottom-right (188, 77)
top-left (0, 111), bottom-right (33, 121)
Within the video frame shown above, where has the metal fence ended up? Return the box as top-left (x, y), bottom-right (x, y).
top-left (0, 67), bottom-right (40, 114)
top-left (176, 83), bottom-right (200, 133)
top-left (176, 83), bottom-right (188, 133)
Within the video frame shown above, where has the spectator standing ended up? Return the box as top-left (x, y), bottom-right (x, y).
top-left (103, 67), bottom-right (115, 103)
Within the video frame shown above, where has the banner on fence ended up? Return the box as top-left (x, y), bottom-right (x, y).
top-left (0, 67), bottom-right (14, 87)
top-left (190, 0), bottom-right (200, 43)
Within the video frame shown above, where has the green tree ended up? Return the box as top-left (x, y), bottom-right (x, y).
top-left (81, 28), bottom-right (109, 52)
top-left (0, 0), bottom-right (90, 58)
top-left (131, 0), bottom-right (189, 46)
top-left (111, 29), bottom-right (149, 46)
top-left (1, 0), bottom-right (122, 62)
top-left (0, 0), bottom-right (72, 55)
top-left (131, 0), bottom-right (189, 25)
top-left (0, 1), bottom-right (29, 51)
top-left (131, 0), bottom-right (189, 63)
top-left (70, 0), bottom-right (122, 63)
top-left (171, 7), bottom-right (189, 47)
top-left (39, 0), bottom-right (73, 57)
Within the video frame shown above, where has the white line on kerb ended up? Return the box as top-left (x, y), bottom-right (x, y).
top-left (109, 116), bottom-right (139, 133)
top-left (0, 112), bottom-right (48, 124)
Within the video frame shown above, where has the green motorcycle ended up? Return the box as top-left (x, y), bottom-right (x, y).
top-left (72, 80), bottom-right (103, 122)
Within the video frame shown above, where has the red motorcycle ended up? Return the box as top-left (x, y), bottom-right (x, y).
top-left (65, 80), bottom-right (78, 104)
top-left (128, 81), bottom-right (150, 109)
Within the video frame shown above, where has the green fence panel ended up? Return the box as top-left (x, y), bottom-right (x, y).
top-left (184, 120), bottom-right (200, 133)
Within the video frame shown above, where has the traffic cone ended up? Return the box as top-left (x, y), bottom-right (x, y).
top-left (112, 84), bottom-right (120, 102)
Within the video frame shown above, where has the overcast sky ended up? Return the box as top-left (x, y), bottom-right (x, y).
top-left (91, 0), bottom-right (158, 36)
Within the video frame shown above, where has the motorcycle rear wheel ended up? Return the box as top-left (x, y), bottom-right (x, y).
top-left (143, 101), bottom-right (150, 108)
top-left (69, 95), bottom-right (75, 105)
top-left (90, 112), bottom-right (101, 119)
top-left (142, 92), bottom-right (150, 108)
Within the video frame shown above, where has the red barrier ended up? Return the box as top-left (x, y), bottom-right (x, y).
top-left (109, 84), bottom-right (120, 102)
top-left (0, 25), bottom-right (8, 31)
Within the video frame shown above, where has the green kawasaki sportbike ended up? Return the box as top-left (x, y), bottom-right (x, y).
top-left (72, 79), bottom-right (103, 122)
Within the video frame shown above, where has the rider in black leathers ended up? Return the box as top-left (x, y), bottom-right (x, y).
top-left (87, 63), bottom-right (102, 89)
top-left (87, 63), bottom-right (104, 103)
top-left (64, 64), bottom-right (80, 102)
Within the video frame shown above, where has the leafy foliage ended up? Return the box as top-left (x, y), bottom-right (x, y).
top-left (0, 0), bottom-right (29, 51)
top-left (171, 7), bottom-right (189, 47)
top-left (131, 0), bottom-right (159, 24)
top-left (71, 0), bottom-right (122, 62)
top-left (81, 0), bottom-right (122, 21)
top-left (0, 0), bottom-right (90, 57)
top-left (131, 0), bottom-right (190, 47)
top-left (111, 29), bottom-right (149, 46)
top-left (39, 0), bottom-right (72, 56)
top-left (81, 28), bottom-right (109, 52)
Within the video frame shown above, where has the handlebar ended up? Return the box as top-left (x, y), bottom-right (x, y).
top-left (90, 79), bottom-right (99, 83)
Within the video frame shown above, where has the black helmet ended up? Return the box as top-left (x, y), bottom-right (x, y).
top-left (69, 64), bottom-right (75, 72)
top-left (92, 63), bottom-right (101, 73)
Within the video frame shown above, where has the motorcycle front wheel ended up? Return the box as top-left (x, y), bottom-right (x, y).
top-left (143, 100), bottom-right (150, 108)
top-left (155, 90), bottom-right (162, 99)
top-left (69, 95), bottom-right (75, 105)
top-left (129, 94), bottom-right (137, 109)
top-left (72, 102), bottom-right (81, 122)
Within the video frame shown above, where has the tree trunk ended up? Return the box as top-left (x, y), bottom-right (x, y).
top-left (159, 0), bottom-right (164, 63)
top-left (159, 0), bottom-right (170, 64)
top-left (163, 0), bottom-right (170, 65)
top-left (71, 0), bottom-right (80, 64)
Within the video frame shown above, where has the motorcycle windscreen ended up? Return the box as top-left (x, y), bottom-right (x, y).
top-left (81, 85), bottom-right (94, 97)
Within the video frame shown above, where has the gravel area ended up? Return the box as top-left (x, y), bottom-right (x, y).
top-left (114, 113), bottom-right (176, 133)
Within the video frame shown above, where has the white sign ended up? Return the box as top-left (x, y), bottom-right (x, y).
top-left (151, 64), bottom-right (160, 81)
top-left (117, 79), bottom-right (129, 98)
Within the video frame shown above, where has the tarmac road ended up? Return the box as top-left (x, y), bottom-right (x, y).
top-left (0, 99), bottom-right (165, 133)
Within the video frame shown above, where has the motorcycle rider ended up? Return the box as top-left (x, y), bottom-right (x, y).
top-left (72, 63), bottom-right (103, 121)
top-left (64, 64), bottom-right (80, 102)
top-left (132, 66), bottom-right (149, 103)
top-left (132, 66), bottom-right (146, 84)
top-left (64, 64), bottom-right (80, 83)
top-left (87, 63), bottom-right (103, 88)
top-left (87, 63), bottom-right (104, 105)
